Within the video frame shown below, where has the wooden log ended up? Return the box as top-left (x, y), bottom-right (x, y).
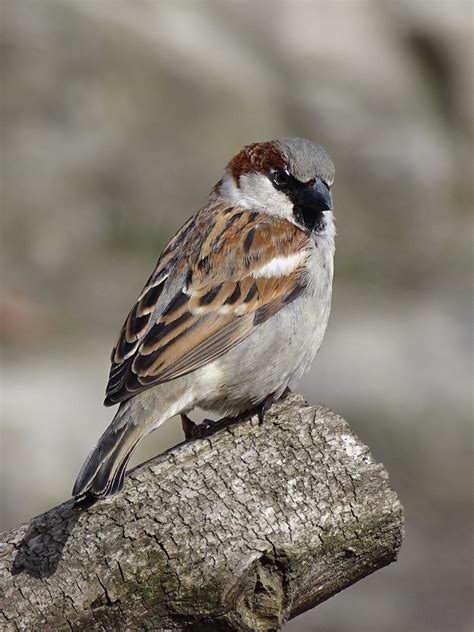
top-left (0, 394), bottom-right (403, 631)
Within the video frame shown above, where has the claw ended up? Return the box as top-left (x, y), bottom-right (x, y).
top-left (257, 393), bottom-right (276, 425)
top-left (181, 414), bottom-right (227, 439)
top-left (181, 413), bottom-right (200, 440)
top-left (181, 389), bottom-right (288, 439)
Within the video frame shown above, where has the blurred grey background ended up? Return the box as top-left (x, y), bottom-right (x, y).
top-left (1, 1), bottom-right (472, 631)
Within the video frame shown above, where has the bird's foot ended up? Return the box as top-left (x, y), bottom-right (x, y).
top-left (181, 413), bottom-right (236, 440)
top-left (253, 387), bottom-right (292, 424)
top-left (255, 392), bottom-right (281, 425)
top-left (181, 413), bottom-right (208, 440)
top-left (235, 388), bottom-right (290, 426)
top-left (181, 389), bottom-right (291, 440)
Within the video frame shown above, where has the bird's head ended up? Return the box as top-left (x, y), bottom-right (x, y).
top-left (219, 137), bottom-right (335, 235)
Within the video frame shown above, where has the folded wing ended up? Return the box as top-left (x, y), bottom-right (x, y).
top-left (105, 206), bottom-right (310, 405)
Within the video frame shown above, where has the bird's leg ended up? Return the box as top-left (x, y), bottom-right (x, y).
top-left (254, 387), bottom-right (292, 424)
top-left (181, 413), bottom-right (235, 439)
top-left (203, 414), bottom-right (238, 433)
top-left (233, 389), bottom-right (290, 426)
top-left (181, 388), bottom-right (292, 440)
top-left (181, 413), bottom-right (201, 440)
top-left (217, 388), bottom-right (291, 428)
top-left (256, 392), bottom-right (278, 425)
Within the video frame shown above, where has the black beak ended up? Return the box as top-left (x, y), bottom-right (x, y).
top-left (307, 178), bottom-right (332, 212)
top-left (287, 176), bottom-right (333, 233)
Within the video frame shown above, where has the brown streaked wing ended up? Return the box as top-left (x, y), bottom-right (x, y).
top-left (105, 215), bottom-right (196, 404)
top-left (135, 271), bottom-right (308, 385)
top-left (105, 207), bottom-right (310, 405)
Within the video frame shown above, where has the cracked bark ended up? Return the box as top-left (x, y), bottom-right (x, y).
top-left (0, 394), bottom-right (404, 631)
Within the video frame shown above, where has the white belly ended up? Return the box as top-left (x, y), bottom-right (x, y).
top-left (196, 234), bottom-right (335, 416)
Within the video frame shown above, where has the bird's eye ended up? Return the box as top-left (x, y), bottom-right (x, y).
top-left (271, 169), bottom-right (291, 189)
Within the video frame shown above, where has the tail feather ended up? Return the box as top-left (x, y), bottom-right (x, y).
top-left (72, 421), bottom-right (143, 499)
top-left (109, 443), bottom-right (136, 495)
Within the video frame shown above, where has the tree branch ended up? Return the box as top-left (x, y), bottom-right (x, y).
top-left (0, 394), bottom-right (403, 631)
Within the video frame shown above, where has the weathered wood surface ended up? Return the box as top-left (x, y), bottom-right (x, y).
top-left (0, 394), bottom-right (403, 631)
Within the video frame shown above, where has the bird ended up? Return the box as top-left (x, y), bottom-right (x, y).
top-left (72, 137), bottom-right (336, 500)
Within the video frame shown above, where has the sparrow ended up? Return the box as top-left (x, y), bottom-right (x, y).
top-left (73, 137), bottom-right (335, 500)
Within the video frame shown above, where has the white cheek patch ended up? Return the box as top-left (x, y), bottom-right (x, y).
top-left (219, 173), bottom-right (295, 221)
top-left (252, 252), bottom-right (306, 279)
top-left (219, 175), bottom-right (254, 209)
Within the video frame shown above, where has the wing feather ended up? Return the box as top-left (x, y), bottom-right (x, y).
top-left (104, 205), bottom-right (310, 405)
